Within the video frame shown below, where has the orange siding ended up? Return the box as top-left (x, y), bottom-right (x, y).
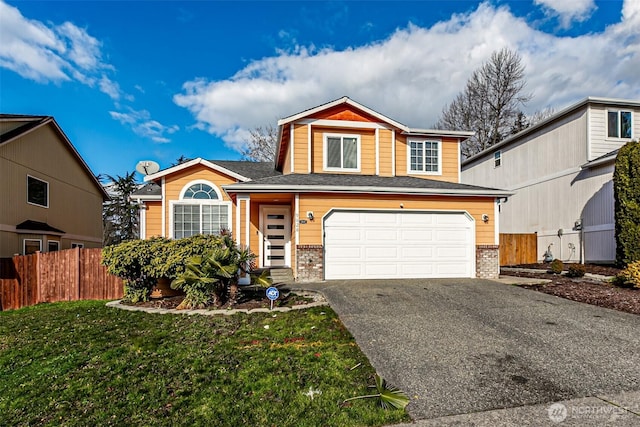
top-left (395, 136), bottom-right (459, 182)
top-left (311, 126), bottom-right (376, 174)
top-left (162, 165), bottom-right (237, 237)
top-left (298, 193), bottom-right (495, 245)
top-left (378, 129), bottom-right (393, 177)
top-left (293, 123), bottom-right (309, 173)
top-left (308, 104), bottom-right (380, 122)
top-left (145, 201), bottom-right (163, 237)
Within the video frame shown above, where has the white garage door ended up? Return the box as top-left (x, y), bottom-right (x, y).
top-left (324, 210), bottom-right (474, 280)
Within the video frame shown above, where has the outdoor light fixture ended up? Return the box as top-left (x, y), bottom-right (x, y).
top-left (307, 211), bottom-right (314, 221)
top-left (482, 214), bottom-right (489, 223)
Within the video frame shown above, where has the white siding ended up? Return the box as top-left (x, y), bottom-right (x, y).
top-left (589, 104), bottom-right (640, 160)
top-left (462, 103), bottom-right (620, 263)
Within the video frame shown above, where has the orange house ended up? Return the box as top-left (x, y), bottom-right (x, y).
top-left (133, 97), bottom-right (510, 281)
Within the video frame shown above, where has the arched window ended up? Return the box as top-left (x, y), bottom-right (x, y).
top-left (183, 183), bottom-right (219, 200)
top-left (172, 181), bottom-right (230, 239)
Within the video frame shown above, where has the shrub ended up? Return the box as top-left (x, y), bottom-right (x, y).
top-left (614, 140), bottom-right (640, 266)
top-left (566, 264), bottom-right (586, 278)
top-left (148, 234), bottom-right (230, 279)
top-left (549, 259), bottom-right (564, 274)
top-left (613, 260), bottom-right (640, 289)
top-left (102, 237), bottom-right (169, 302)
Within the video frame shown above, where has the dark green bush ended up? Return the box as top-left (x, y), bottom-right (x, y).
top-left (614, 140), bottom-right (640, 266)
top-left (550, 259), bottom-right (564, 274)
top-left (102, 234), bottom-right (241, 303)
top-left (102, 237), bottom-right (169, 302)
top-left (566, 264), bottom-right (586, 278)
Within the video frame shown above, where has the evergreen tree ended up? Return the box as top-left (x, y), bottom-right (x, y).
top-left (102, 172), bottom-right (140, 246)
top-left (613, 140), bottom-right (640, 266)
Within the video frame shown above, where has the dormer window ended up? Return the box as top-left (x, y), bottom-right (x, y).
top-left (408, 138), bottom-right (441, 175)
top-left (324, 133), bottom-right (360, 171)
top-left (607, 110), bottom-right (632, 139)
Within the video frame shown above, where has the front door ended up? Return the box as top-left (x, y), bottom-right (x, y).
top-left (261, 206), bottom-right (291, 267)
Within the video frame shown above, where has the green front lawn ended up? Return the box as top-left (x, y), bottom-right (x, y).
top-left (0, 301), bottom-right (408, 426)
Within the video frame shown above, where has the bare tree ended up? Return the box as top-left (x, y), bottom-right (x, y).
top-left (241, 124), bottom-right (277, 162)
top-left (436, 48), bottom-right (532, 158)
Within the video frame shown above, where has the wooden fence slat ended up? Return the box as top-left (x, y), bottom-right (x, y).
top-left (0, 248), bottom-right (123, 311)
top-left (499, 233), bottom-right (538, 266)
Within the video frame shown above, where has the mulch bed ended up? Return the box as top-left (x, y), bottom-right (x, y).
top-left (127, 287), bottom-right (313, 311)
top-left (501, 264), bottom-right (640, 316)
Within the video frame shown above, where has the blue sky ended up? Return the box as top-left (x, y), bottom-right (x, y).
top-left (1, 0), bottom-right (638, 179)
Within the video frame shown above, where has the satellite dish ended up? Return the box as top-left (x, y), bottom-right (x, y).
top-left (136, 160), bottom-right (160, 176)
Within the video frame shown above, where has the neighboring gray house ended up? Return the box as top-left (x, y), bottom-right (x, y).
top-left (461, 97), bottom-right (640, 263)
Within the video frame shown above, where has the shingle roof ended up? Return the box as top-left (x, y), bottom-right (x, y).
top-left (224, 173), bottom-right (510, 196)
top-left (209, 161), bottom-right (280, 179)
top-left (16, 220), bottom-right (65, 234)
top-left (131, 182), bottom-right (162, 197)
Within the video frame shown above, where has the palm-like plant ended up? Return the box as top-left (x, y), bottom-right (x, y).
top-left (342, 374), bottom-right (409, 410)
top-left (171, 235), bottom-right (260, 309)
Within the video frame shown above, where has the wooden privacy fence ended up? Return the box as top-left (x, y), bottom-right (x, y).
top-left (0, 248), bottom-right (123, 311)
top-left (499, 233), bottom-right (538, 266)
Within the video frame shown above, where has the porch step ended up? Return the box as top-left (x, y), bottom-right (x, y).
top-left (267, 268), bottom-right (295, 284)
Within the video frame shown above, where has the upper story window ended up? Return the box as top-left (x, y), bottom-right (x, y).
top-left (607, 110), bottom-right (632, 139)
top-left (494, 151), bottom-right (502, 168)
top-left (27, 175), bottom-right (49, 208)
top-left (183, 183), bottom-right (219, 200)
top-left (324, 134), bottom-right (360, 171)
top-left (172, 181), bottom-right (230, 239)
top-left (408, 139), bottom-right (441, 174)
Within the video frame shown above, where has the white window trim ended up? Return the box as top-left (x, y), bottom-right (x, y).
top-left (26, 175), bottom-right (49, 208)
top-left (23, 239), bottom-right (42, 255)
top-left (48, 240), bottom-right (60, 252)
top-left (178, 179), bottom-right (223, 200)
top-left (606, 109), bottom-right (633, 140)
top-left (406, 138), bottom-right (442, 176)
top-left (494, 150), bottom-right (502, 168)
top-left (323, 133), bottom-right (362, 172)
top-left (169, 200), bottom-right (232, 239)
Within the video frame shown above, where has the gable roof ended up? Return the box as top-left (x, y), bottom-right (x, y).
top-left (274, 97), bottom-right (474, 170)
top-left (0, 114), bottom-right (109, 201)
top-left (462, 96), bottom-right (640, 168)
top-left (143, 158), bottom-right (279, 183)
top-left (223, 173), bottom-right (511, 197)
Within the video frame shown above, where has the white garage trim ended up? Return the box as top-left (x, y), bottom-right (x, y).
top-left (323, 209), bottom-right (476, 280)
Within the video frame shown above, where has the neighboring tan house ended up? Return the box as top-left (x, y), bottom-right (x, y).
top-left (461, 97), bottom-right (640, 264)
top-left (0, 114), bottom-right (108, 256)
top-left (133, 97), bottom-right (510, 281)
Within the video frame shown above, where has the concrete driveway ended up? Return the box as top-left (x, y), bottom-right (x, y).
top-left (299, 279), bottom-right (640, 421)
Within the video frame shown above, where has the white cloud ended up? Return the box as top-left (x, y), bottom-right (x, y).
top-left (0, 0), bottom-right (128, 100)
top-left (109, 108), bottom-right (179, 143)
top-left (175, 1), bottom-right (640, 154)
top-left (534, 0), bottom-right (597, 28)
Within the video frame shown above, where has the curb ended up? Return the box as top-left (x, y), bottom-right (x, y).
top-left (105, 290), bottom-right (328, 316)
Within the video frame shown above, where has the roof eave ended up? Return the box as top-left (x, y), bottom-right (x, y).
top-left (222, 183), bottom-right (512, 197)
top-left (144, 158), bottom-right (251, 182)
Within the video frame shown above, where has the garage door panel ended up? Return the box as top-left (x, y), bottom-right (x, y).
top-left (400, 229), bottom-right (433, 241)
top-left (436, 229), bottom-right (470, 241)
top-left (365, 228), bottom-right (397, 241)
top-left (325, 211), bottom-right (474, 280)
top-left (401, 247), bottom-right (434, 258)
top-left (365, 246), bottom-right (398, 259)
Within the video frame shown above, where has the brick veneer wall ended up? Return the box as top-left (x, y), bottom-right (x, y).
top-left (296, 245), bottom-right (324, 281)
top-left (476, 245), bottom-right (500, 279)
